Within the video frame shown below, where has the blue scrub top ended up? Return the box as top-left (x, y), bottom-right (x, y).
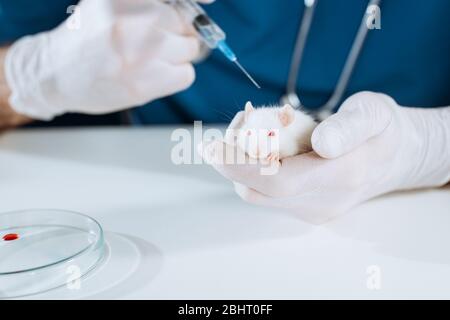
top-left (1, 0), bottom-right (449, 124)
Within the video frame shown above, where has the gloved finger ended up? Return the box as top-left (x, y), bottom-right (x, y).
top-left (114, 14), bottom-right (201, 65)
top-left (115, 0), bottom-right (187, 35)
top-left (132, 62), bottom-right (195, 101)
top-left (311, 91), bottom-right (393, 159)
top-left (233, 182), bottom-right (286, 208)
top-left (233, 182), bottom-right (344, 225)
top-left (160, 63), bottom-right (196, 93)
top-left (200, 140), bottom-right (312, 197)
top-left (157, 33), bottom-right (201, 64)
top-left (200, 140), bottom-right (268, 188)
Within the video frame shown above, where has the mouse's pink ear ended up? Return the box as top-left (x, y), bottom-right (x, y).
top-left (279, 104), bottom-right (295, 127)
top-left (244, 101), bottom-right (254, 121)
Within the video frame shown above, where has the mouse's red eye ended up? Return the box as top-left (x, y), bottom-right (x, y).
top-left (268, 131), bottom-right (275, 137)
top-left (247, 130), bottom-right (252, 136)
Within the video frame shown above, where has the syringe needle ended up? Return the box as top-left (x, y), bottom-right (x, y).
top-left (233, 60), bottom-right (261, 89)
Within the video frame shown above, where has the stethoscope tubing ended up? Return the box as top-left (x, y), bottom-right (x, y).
top-left (282, 0), bottom-right (382, 120)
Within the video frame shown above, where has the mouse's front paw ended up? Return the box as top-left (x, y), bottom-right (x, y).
top-left (266, 152), bottom-right (280, 165)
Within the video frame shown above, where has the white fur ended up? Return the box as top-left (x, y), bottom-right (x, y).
top-left (237, 104), bottom-right (317, 160)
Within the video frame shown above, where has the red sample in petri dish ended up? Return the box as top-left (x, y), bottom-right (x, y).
top-left (2, 233), bottom-right (19, 241)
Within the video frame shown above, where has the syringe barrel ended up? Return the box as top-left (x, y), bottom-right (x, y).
top-left (193, 15), bottom-right (226, 49)
top-left (174, 0), bottom-right (226, 49)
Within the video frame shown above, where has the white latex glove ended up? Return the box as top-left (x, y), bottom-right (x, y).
top-left (201, 92), bottom-right (450, 224)
top-left (4, 0), bottom-right (214, 120)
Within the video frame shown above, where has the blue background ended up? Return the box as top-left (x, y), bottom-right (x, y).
top-left (1, 0), bottom-right (449, 125)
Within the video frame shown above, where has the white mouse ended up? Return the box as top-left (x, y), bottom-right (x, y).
top-left (236, 101), bottom-right (317, 163)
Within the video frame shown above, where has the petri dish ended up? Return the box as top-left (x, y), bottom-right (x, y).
top-left (0, 209), bottom-right (104, 298)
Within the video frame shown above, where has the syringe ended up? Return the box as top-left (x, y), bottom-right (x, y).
top-left (171, 0), bottom-right (261, 89)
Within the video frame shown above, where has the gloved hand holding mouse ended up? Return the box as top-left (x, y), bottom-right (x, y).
top-left (201, 91), bottom-right (450, 224)
top-left (4, 0), bottom-right (214, 120)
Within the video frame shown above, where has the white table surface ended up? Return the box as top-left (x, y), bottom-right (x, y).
top-left (1, 126), bottom-right (449, 299)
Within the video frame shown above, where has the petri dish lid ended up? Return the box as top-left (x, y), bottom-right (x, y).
top-left (0, 209), bottom-right (104, 298)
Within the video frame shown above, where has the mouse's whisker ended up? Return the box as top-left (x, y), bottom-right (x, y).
top-left (212, 108), bottom-right (234, 121)
top-left (212, 108), bottom-right (239, 121)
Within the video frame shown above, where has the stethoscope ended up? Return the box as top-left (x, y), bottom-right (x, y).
top-left (280, 0), bottom-right (382, 120)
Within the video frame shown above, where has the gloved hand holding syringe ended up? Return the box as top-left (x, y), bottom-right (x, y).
top-left (169, 0), bottom-right (261, 89)
top-left (4, 0), bottom-right (257, 123)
